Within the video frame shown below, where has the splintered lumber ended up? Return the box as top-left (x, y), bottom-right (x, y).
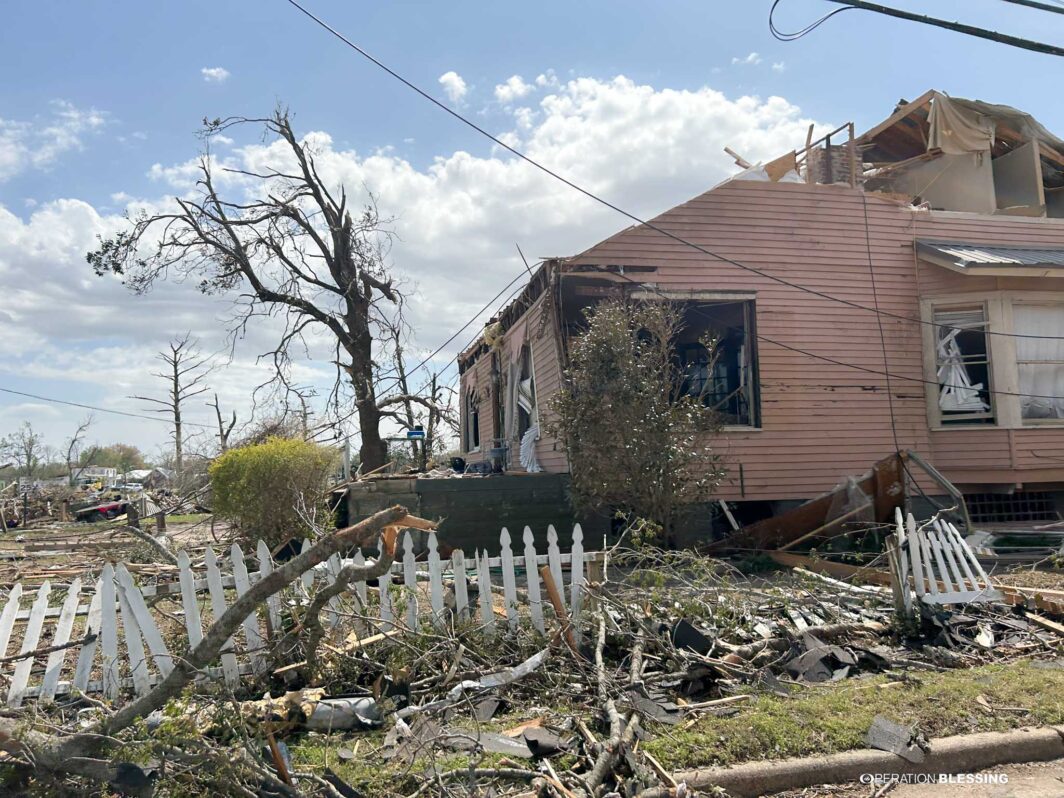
top-left (1027, 612), bottom-right (1064, 637)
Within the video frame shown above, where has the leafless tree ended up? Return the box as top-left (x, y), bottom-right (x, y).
top-left (88, 109), bottom-right (441, 473)
top-left (1, 422), bottom-right (45, 478)
top-left (132, 334), bottom-right (212, 471)
top-left (207, 393), bottom-right (237, 453)
top-left (64, 414), bottom-right (94, 486)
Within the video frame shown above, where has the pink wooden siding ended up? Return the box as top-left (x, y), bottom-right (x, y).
top-left (459, 293), bottom-right (568, 472)
top-left (461, 179), bottom-right (1064, 499)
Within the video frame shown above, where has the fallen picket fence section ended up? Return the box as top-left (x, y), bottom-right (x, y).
top-left (888, 508), bottom-right (1001, 615)
top-left (0, 524), bottom-right (602, 706)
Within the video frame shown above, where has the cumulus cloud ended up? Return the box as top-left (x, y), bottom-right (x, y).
top-left (437, 71), bottom-right (467, 104)
top-left (772, 61), bottom-right (786, 73)
top-left (0, 76), bottom-right (826, 448)
top-left (201, 67), bottom-right (230, 83)
top-left (0, 100), bottom-right (107, 182)
top-left (732, 52), bottom-right (762, 66)
top-left (494, 75), bottom-right (534, 104)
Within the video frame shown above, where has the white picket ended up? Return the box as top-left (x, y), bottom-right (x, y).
top-left (204, 547), bottom-right (240, 688)
top-left (8, 581), bottom-right (51, 707)
top-left (499, 528), bottom-right (519, 630)
top-left (0, 583), bottom-right (24, 659)
top-left (476, 550), bottom-right (495, 635)
top-left (451, 549), bottom-right (469, 621)
top-left (402, 532), bottom-right (418, 631)
top-left (117, 566), bottom-right (173, 677)
top-left (73, 588), bottom-right (102, 692)
top-left (570, 524), bottom-right (585, 632)
top-left (178, 551), bottom-right (203, 648)
top-left (117, 583), bottom-right (151, 697)
top-left (40, 579), bottom-right (82, 703)
top-left (256, 540), bottom-right (282, 637)
top-left (932, 521), bottom-right (968, 591)
top-left (325, 553), bottom-right (343, 629)
top-left (547, 525), bottom-right (566, 614)
top-left (427, 532), bottom-right (444, 626)
top-left (99, 565), bottom-right (120, 700)
top-left (230, 544), bottom-right (265, 673)
top-left (523, 527), bottom-right (544, 634)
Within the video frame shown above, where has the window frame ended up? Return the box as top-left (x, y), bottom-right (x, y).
top-left (629, 289), bottom-right (761, 430)
top-left (921, 290), bottom-right (1064, 430)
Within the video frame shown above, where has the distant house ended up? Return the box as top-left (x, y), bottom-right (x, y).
top-left (459, 90), bottom-right (1064, 536)
top-left (71, 466), bottom-right (118, 487)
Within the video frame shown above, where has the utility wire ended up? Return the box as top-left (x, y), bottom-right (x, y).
top-left (997, 0), bottom-right (1064, 15)
top-left (285, 0), bottom-right (1064, 343)
top-left (0, 387), bottom-right (215, 428)
top-left (817, 0), bottom-right (1064, 56)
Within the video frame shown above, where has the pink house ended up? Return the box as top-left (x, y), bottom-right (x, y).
top-left (458, 91), bottom-right (1064, 535)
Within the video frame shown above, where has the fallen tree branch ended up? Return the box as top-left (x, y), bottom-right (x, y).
top-left (0, 633), bottom-right (96, 667)
top-left (114, 523), bottom-right (178, 566)
top-left (300, 548), bottom-right (397, 676)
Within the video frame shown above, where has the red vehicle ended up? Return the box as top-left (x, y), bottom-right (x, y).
top-left (75, 500), bottom-right (129, 522)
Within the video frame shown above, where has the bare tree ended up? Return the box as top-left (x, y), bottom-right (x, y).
top-left (133, 334), bottom-right (212, 471)
top-left (88, 110), bottom-right (434, 473)
top-left (207, 393), bottom-right (237, 453)
top-left (1, 422), bottom-right (45, 478)
top-left (64, 414), bottom-right (94, 486)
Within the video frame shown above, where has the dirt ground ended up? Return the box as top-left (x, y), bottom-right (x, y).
top-left (769, 758), bottom-right (1064, 797)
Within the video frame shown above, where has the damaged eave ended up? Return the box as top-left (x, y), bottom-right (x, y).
top-left (458, 260), bottom-right (557, 373)
top-left (916, 239), bottom-right (1064, 278)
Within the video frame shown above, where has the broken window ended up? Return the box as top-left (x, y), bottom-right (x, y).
top-left (1013, 303), bottom-right (1064, 420)
top-left (675, 300), bottom-right (759, 427)
top-left (464, 387), bottom-right (480, 452)
top-left (516, 344), bottom-right (536, 437)
top-left (934, 306), bottom-right (994, 425)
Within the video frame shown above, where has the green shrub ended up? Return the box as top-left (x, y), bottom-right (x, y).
top-left (209, 437), bottom-right (337, 546)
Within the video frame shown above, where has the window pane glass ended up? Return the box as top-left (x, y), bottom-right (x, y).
top-left (1015, 304), bottom-right (1064, 420)
top-left (934, 306), bottom-right (993, 424)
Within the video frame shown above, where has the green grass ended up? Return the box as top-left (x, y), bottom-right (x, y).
top-left (643, 660), bottom-right (1064, 771)
top-left (167, 513), bottom-right (211, 524)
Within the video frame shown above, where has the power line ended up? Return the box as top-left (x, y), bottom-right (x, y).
top-left (284, 0), bottom-right (1064, 344)
top-left (0, 387), bottom-right (215, 429)
top-left (817, 0), bottom-right (1064, 56)
top-left (998, 0), bottom-right (1064, 14)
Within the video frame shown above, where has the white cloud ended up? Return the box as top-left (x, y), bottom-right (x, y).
top-left (0, 75), bottom-right (827, 450)
top-left (494, 75), bottom-right (534, 104)
top-left (437, 71), bottom-right (468, 104)
top-left (0, 100), bottom-right (107, 182)
top-left (201, 67), bottom-right (231, 83)
top-left (772, 61), bottom-right (786, 73)
top-left (732, 52), bottom-right (762, 66)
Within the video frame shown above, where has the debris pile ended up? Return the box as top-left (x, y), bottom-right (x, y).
top-left (0, 509), bottom-right (1061, 797)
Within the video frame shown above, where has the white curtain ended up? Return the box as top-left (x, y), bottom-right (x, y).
top-left (936, 309), bottom-right (989, 413)
top-left (1014, 304), bottom-right (1064, 419)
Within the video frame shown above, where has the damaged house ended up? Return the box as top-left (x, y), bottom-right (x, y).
top-left (458, 90), bottom-right (1064, 541)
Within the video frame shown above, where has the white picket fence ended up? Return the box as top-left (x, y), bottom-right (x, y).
top-left (889, 509), bottom-right (1001, 613)
top-left (0, 524), bottom-right (600, 707)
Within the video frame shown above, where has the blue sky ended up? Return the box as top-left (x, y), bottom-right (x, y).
top-left (0, 0), bottom-right (1060, 457)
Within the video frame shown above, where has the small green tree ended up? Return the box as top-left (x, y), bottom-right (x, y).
top-left (550, 299), bottom-right (725, 544)
top-left (209, 437), bottom-right (337, 546)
